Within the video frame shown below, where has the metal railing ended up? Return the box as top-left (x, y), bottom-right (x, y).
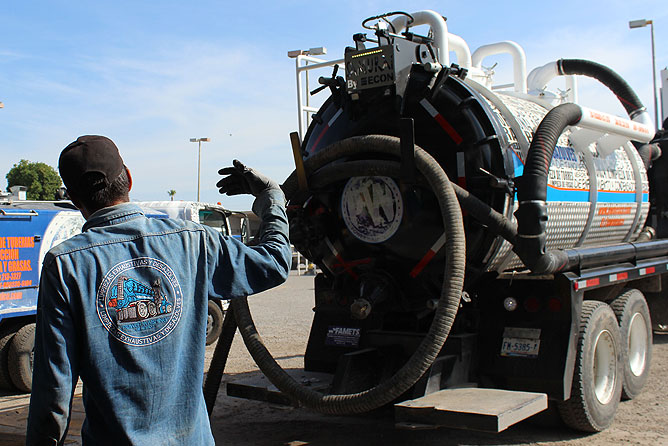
top-left (293, 54), bottom-right (344, 141)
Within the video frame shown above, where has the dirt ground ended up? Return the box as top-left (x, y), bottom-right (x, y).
top-left (207, 273), bottom-right (668, 446)
top-left (1, 272), bottom-right (666, 445)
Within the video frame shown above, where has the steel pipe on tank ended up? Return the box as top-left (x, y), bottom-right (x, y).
top-left (391, 10), bottom-right (472, 68)
top-left (527, 66), bottom-right (586, 104)
top-left (527, 61), bottom-right (560, 94)
top-left (564, 244), bottom-right (637, 271)
top-left (578, 106), bottom-right (653, 143)
top-left (527, 64), bottom-right (577, 102)
top-left (565, 75), bottom-right (578, 103)
top-left (561, 239), bottom-right (668, 271)
top-left (471, 41), bottom-right (527, 93)
top-left (632, 109), bottom-right (655, 128)
top-left (633, 239), bottom-right (668, 260)
top-left (447, 33), bottom-right (472, 69)
top-left (527, 59), bottom-right (655, 133)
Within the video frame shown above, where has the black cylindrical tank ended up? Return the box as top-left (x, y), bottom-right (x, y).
top-left (290, 70), bottom-right (647, 287)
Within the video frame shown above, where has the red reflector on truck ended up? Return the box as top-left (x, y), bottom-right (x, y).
top-left (574, 278), bottom-right (600, 290)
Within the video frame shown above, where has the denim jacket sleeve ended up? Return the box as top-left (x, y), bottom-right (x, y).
top-left (26, 256), bottom-right (80, 446)
top-left (207, 188), bottom-right (292, 299)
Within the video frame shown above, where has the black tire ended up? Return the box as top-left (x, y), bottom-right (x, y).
top-left (8, 323), bottom-right (35, 393)
top-left (610, 289), bottom-right (652, 400)
top-left (206, 300), bottom-right (224, 346)
top-left (558, 300), bottom-right (623, 432)
top-left (0, 322), bottom-right (19, 390)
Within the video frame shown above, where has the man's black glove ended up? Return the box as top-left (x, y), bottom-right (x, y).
top-left (217, 160), bottom-right (280, 197)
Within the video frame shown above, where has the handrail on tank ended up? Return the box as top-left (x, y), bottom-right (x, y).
top-left (293, 55), bottom-right (344, 140)
top-left (391, 10), bottom-right (472, 69)
top-left (471, 41), bottom-right (527, 93)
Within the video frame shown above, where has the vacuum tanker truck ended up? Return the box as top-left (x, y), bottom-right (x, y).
top-left (208, 10), bottom-right (668, 433)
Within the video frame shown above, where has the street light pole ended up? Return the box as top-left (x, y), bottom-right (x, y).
top-left (630, 19), bottom-right (659, 127)
top-left (650, 22), bottom-right (658, 126)
top-left (189, 137), bottom-right (210, 201)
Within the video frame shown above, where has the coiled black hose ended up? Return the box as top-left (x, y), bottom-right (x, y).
top-left (203, 152), bottom-right (520, 417)
top-left (231, 134), bottom-right (466, 414)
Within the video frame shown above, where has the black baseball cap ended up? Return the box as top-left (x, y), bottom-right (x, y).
top-left (59, 135), bottom-right (125, 193)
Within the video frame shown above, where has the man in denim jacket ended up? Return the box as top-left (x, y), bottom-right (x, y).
top-left (26, 135), bottom-right (291, 445)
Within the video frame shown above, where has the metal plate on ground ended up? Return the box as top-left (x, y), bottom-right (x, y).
top-left (226, 370), bottom-right (333, 406)
top-left (395, 388), bottom-right (547, 433)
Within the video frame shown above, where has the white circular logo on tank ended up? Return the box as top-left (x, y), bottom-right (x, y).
top-left (341, 176), bottom-right (403, 244)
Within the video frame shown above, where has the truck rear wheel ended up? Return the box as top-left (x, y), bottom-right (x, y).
top-left (8, 323), bottom-right (35, 393)
top-left (206, 300), bottom-right (224, 345)
top-left (0, 323), bottom-right (18, 390)
top-left (558, 300), bottom-right (622, 432)
top-left (610, 288), bottom-right (652, 400)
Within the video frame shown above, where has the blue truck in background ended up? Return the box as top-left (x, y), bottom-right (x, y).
top-left (0, 200), bottom-right (84, 392)
top-left (0, 198), bottom-right (252, 393)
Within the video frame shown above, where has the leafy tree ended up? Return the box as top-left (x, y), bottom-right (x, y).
top-left (6, 159), bottom-right (62, 200)
top-left (167, 189), bottom-right (176, 201)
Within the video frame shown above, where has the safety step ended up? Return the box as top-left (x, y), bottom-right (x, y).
top-left (395, 387), bottom-right (547, 432)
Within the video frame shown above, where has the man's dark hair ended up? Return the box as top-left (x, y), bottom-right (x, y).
top-left (71, 167), bottom-right (130, 213)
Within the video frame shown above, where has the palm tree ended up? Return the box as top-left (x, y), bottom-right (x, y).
top-left (167, 189), bottom-right (176, 201)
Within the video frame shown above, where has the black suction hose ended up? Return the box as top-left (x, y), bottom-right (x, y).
top-left (517, 103), bottom-right (582, 202)
top-left (514, 103), bottom-right (582, 273)
top-left (203, 306), bottom-right (237, 416)
top-left (513, 59), bottom-right (654, 273)
top-left (557, 59), bottom-right (646, 119)
top-left (231, 134), bottom-right (466, 414)
top-left (202, 155), bottom-right (518, 417)
top-left (556, 58), bottom-right (660, 168)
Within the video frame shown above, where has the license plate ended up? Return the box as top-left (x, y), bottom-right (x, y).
top-left (501, 338), bottom-right (541, 357)
top-left (345, 45), bottom-right (395, 93)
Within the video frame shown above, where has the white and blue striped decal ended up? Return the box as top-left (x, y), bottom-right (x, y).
top-left (510, 148), bottom-right (647, 204)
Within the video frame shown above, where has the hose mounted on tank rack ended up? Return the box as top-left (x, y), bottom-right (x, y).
top-left (556, 59), bottom-right (661, 168)
top-left (515, 59), bottom-right (658, 273)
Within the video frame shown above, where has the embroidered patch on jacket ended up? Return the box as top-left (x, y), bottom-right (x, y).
top-left (97, 257), bottom-right (183, 346)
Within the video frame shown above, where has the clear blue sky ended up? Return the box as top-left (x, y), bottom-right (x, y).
top-left (1, 1), bottom-right (666, 210)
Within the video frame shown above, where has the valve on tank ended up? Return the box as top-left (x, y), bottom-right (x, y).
top-left (350, 272), bottom-right (395, 319)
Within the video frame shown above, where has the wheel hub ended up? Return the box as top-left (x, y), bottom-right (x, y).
top-left (593, 329), bottom-right (617, 405)
top-left (628, 312), bottom-right (648, 377)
